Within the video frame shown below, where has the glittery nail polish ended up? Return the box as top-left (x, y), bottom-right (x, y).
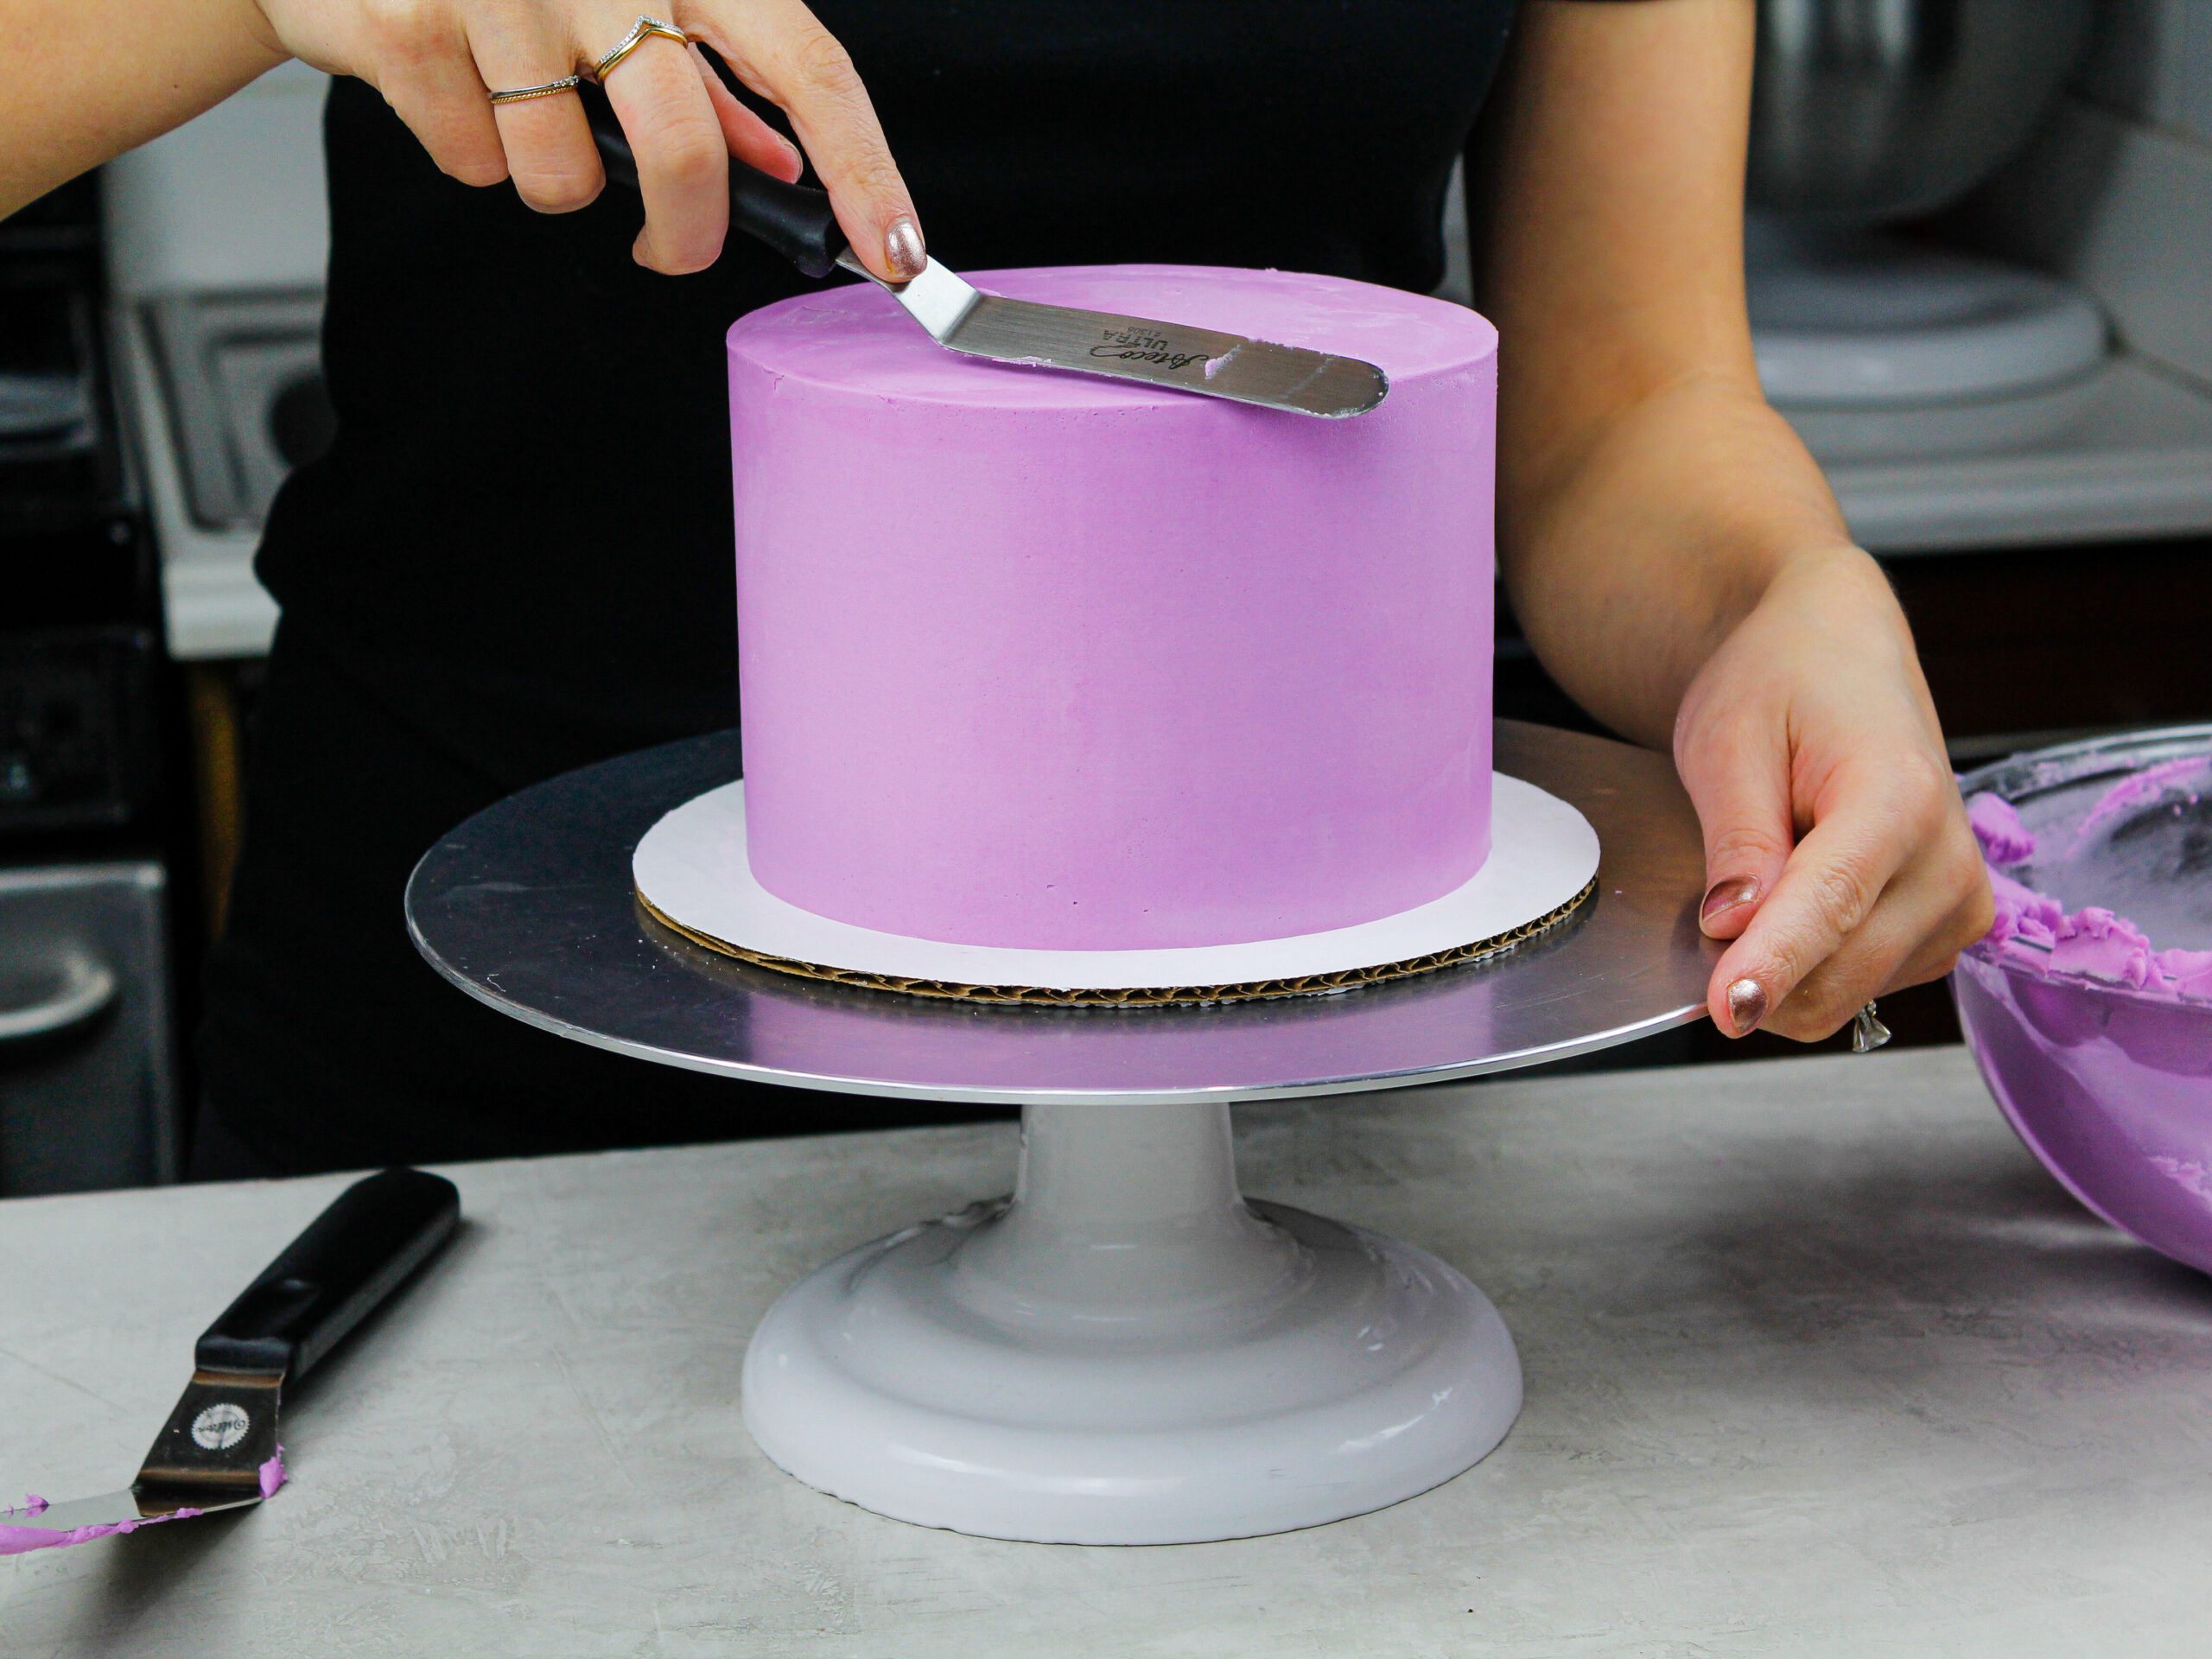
top-left (1726, 977), bottom-right (1768, 1036)
top-left (1700, 875), bottom-right (1758, 925)
top-left (884, 215), bottom-right (925, 281)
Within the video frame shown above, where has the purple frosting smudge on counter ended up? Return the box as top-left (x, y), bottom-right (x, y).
top-left (0, 1496), bottom-right (204, 1556)
top-left (1, 1456), bottom-right (283, 1557)
top-left (1969, 785), bottom-right (2212, 1001)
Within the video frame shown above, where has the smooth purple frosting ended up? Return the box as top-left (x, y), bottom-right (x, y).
top-left (1969, 784), bottom-right (2212, 1001)
top-left (728, 264), bottom-right (1497, 950)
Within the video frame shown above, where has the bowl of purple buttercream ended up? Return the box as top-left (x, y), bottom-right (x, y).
top-left (1955, 726), bottom-right (2212, 1276)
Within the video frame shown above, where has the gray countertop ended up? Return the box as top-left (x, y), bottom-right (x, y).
top-left (3, 1046), bottom-right (2208, 1656)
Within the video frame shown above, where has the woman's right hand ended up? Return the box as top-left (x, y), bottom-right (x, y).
top-left (252, 0), bottom-right (924, 278)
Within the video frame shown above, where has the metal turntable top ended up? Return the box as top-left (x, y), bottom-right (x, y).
top-left (405, 720), bottom-right (1719, 1105)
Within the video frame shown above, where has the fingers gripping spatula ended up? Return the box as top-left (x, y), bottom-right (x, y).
top-left (0, 1167), bottom-right (458, 1554)
top-left (584, 93), bottom-right (1388, 418)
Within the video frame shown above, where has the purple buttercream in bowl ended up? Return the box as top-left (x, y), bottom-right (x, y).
top-left (1953, 727), bottom-right (2212, 1276)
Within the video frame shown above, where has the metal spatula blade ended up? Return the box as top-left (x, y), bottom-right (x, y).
top-left (583, 95), bottom-right (1388, 419)
top-left (839, 255), bottom-right (1388, 418)
top-left (1, 1487), bottom-right (263, 1547)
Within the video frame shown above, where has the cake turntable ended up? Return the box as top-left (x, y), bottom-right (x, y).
top-left (406, 719), bottom-right (1717, 1544)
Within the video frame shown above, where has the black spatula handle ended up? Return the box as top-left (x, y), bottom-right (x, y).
top-left (196, 1168), bottom-right (461, 1378)
top-left (582, 87), bottom-right (849, 278)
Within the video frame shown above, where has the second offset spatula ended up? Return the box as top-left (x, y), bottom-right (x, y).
top-left (586, 96), bottom-right (1388, 418)
top-left (0, 1167), bottom-right (458, 1555)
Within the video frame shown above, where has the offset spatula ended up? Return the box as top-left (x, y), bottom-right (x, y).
top-left (585, 94), bottom-right (1387, 418)
top-left (1, 1167), bottom-right (458, 1555)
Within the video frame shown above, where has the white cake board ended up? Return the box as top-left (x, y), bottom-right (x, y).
top-left (632, 773), bottom-right (1598, 1000)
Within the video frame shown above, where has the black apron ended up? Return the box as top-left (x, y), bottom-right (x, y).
top-left (203, 0), bottom-right (1519, 1172)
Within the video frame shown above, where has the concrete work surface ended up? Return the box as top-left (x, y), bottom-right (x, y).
top-left (3, 1046), bottom-right (2209, 1656)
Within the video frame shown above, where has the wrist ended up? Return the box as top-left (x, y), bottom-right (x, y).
top-left (1499, 378), bottom-right (1884, 749)
top-left (1672, 541), bottom-right (1926, 763)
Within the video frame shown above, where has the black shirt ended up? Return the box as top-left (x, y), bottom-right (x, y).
top-left (207, 1), bottom-right (1522, 1172)
top-left (261, 1), bottom-right (1514, 786)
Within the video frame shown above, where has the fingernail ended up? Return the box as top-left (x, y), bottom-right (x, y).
top-left (884, 215), bottom-right (926, 280)
top-left (1701, 875), bottom-right (1758, 925)
top-left (1726, 977), bottom-right (1768, 1037)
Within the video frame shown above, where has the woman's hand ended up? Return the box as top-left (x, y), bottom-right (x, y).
top-left (1482, 0), bottom-right (1991, 1044)
top-left (254, 0), bottom-right (922, 276)
top-left (1674, 548), bottom-right (1992, 1039)
top-left (6, 0), bottom-right (921, 272)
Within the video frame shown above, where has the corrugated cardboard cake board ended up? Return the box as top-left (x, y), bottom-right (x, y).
top-left (632, 775), bottom-right (1601, 1007)
top-left (638, 880), bottom-right (1596, 1006)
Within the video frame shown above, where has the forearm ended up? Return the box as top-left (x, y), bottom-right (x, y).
top-left (1477, 0), bottom-right (1985, 1040)
top-left (1503, 374), bottom-right (1862, 749)
top-left (1481, 0), bottom-right (1859, 749)
top-left (1, 0), bottom-right (285, 219)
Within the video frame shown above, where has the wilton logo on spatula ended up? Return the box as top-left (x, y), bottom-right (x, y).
top-left (191, 1402), bottom-right (252, 1451)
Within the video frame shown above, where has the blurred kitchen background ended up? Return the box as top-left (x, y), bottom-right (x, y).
top-left (3, 0), bottom-right (2209, 1192)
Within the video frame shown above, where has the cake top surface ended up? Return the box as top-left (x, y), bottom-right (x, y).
top-left (727, 264), bottom-right (1497, 410)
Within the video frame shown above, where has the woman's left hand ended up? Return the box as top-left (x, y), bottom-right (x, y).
top-left (1484, 0), bottom-right (1992, 1042)
top-left (1672, 546), bottom-right (1993, 1039)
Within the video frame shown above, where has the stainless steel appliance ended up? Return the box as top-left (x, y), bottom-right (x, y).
top-left (2, 174), bottom-right (182, 1195)
top-left (1750, 0), bottom-right (2096, 219)
top-left (105, 60), bottom-right (331, 663)
top-left (143, 290), bottom-right (328, 534)
top-left (1745, 0), bottom-right (2107, 463)
top-left (0, 863), bottom-right (177, 1193)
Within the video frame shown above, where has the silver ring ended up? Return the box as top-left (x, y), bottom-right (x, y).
top-left (590, 16), bottom-right (692, 82)
top-left (1851, 1001), bottom-right (1892, 1055)
top-left (489, 74), bottom-right (582, 105)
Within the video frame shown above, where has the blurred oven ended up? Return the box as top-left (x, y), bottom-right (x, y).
top-left (1, 172), bottom-right (181, 1194)
top-left (0, 863), bottom-right (176, 1193)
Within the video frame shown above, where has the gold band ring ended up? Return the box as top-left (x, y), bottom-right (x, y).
top-left (488, 73), bottom-right (583, 105)
top-left (590, 15), bottom-right (691, 82)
